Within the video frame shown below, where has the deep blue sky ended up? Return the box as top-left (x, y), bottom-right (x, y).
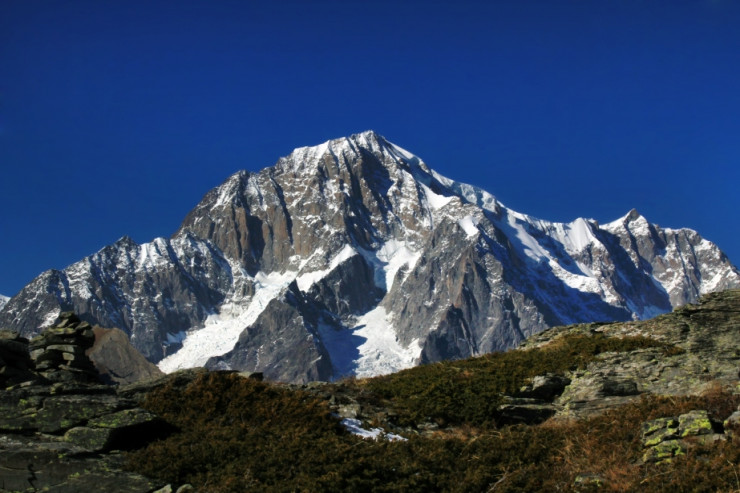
top-left (1, 0), bottom-right (739, 297)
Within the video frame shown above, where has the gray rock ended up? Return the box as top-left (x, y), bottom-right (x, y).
top-left (36, 394), bottom-right (125, 433)
top-left (573, 473), bottom-right (607, 491)
top-left (87, 326), bottom-right (164, 385)
top-left (523, 290), bottom-right (740, 420)
top-left (515, 373), bottom-right (571, 401)
top-left (640, 409), bottom-right (726, 463)
top-left (337, 402), bottom-right (362, 419)
top-left (723, 409), bottom-right (740, 436)
top-left (600, 378), bottom-right (640, 396)
top-left (496, 396), bottom-right (559, 425)
top-left (678, 410), bottom-right (716, 437)
top-left (643, 439), bottom-right (686, 463)
top-left (642, 417), bottom-right (680, 447)
top-left (64, 426), bottom-right (115, 452)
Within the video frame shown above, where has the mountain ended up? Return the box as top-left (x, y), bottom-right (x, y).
top-left (1, 131), bottom-right (738, 383)
top-left (0, 295), bottom-right (8, 311)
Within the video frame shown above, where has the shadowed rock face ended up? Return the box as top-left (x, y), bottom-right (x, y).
top-left (88, 327), bottom-right (164, 385)
top-left (1, 131), bottom-right (738, 383)
top-left (206, 282), bottom-right (334, 383)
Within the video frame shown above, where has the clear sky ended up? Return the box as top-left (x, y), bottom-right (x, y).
top-left (1, 0), bottom-right (739, 297)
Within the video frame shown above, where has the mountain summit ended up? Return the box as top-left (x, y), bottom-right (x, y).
top-left (2, 131), bottom-right (738, 382)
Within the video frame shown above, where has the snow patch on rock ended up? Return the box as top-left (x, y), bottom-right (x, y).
top-left (158, 270), bottom-right (296, 373)
top-left (458, 215), bottom-right (480, 237)
top-left (340, 418), bottom-right (406, 441)
top-left (351, 306), bottom-right (422, 378)
top-left (296, 244), bottom-right (357, 292)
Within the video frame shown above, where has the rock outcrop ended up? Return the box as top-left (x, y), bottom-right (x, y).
top-left (520, 289), bottom-right (740, 420)
top-left (0, 313), bottom-right (189, 492)
top-left (88, 326), bottom-right (164, 385)
top-left (640, 410), bottom-right (726, 463)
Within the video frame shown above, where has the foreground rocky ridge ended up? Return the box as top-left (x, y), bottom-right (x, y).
top-left (0, 313), bottom-right (179, 492)
top-left (1, 291), bottom-right (739, 491)
top-left (0, 314), bottom-right (202, 492)
top-left (1, 132), bottom-right (738, 383)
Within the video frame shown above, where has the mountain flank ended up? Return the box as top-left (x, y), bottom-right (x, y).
top-left (1, 131), bottom-right (738, 383)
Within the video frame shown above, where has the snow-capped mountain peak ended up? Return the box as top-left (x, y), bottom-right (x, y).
top-left (1, 132), bottom-right (738, 383)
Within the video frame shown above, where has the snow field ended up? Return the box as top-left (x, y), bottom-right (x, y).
top-left (158, 270), bottom-right (295, 372)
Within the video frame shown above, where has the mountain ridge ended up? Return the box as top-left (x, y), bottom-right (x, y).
top-left (1, 131), bottom-right (738, 382)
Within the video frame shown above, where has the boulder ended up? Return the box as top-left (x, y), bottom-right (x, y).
top-left (643, 439), bottom-right (686, 463)
top-left (678, 410), bottom-right (717, 437)
top-left (515, 373), bottom-right (571, 401)
top-left (640, 410), bottom-right (725, 463)
top-left (0, 330), bottom-right (37, 387)
top-left (496, 397), bottom-right (558, 425)
top-left (87, 327), bottom-right (164, 385)
top-left (641, 417), bottom-right (679, 447)
top-left (723, 408), bottom-right (740, 437)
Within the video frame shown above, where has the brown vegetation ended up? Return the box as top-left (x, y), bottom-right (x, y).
top-left (124, 333), bottom-right (740, 492)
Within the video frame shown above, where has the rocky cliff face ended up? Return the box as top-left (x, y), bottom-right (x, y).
top-left (1, 131), bottom-right (738, 383)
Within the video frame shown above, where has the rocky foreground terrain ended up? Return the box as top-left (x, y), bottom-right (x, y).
top-left (0, 313), bottom-right (179, 492)
top-left (1, 290), bottom-right (739, 492)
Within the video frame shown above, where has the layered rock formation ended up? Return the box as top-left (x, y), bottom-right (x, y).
top-left (1, 132), bottom-right (738, 383)
top-left (519, 289), bottom-right (740, 419)
top-left (0, 313), bottom-right (193, 492)
top-left (28, 311), bottom-right (99, 384)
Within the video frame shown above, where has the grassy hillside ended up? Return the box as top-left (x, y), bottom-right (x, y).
top-left (126, 326), bottom-right (740, 492)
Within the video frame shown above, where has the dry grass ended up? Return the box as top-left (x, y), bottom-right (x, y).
top-left (124, 345), bottom-right (739, 492)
